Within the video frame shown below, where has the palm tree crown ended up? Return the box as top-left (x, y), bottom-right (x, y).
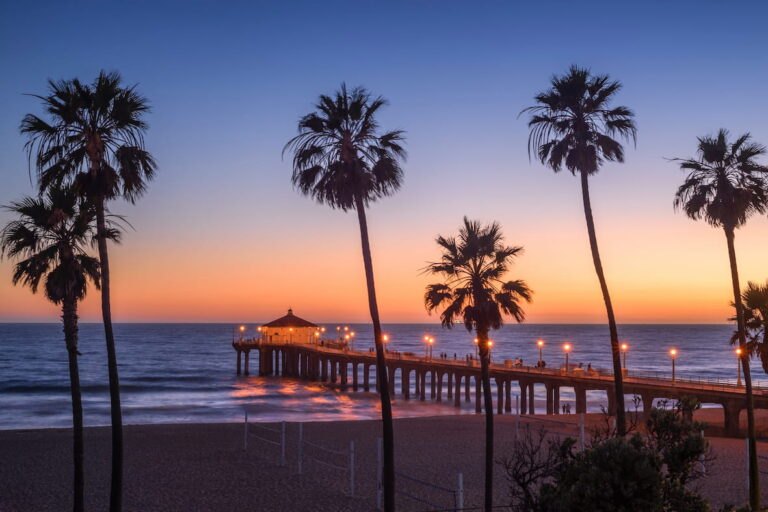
top-left (523, 65), bottom-right (636, 175)
top-left (731, 281), bottom-right (768, 373)
top-left (425, 217), bottom-right (532, 335)
top-left (21, 70), bottom-right (156, 200)
top-left (283, 83), bottom-right (406, 211)
top-left (1, 187), bottom-right (102, 303)
top-left (673, 129), bottom-right (768, 229)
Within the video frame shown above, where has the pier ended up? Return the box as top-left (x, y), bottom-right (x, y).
top-left (233, 339), bottom-right (768, 436)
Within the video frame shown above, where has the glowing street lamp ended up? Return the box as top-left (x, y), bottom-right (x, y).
top-left (736, 347), bottom-right (744, 387)
top-left (336, 326), bottom-right (341, 343)
top-left (563, 343), bottom-right (572, 372)
top-left (620, 342), bottom-right (629, 370)
top-left (349, 331), bottom-right (356, 351)
top-left (488, 340), bottom-right (494, 363)
top-left (669, 348), bottom-right (678, 382)
top-left (537, 339), bottom-right (545, 365)
top-left (473, 338), bottom-right (479, 360)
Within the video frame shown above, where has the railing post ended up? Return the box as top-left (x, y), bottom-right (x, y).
top-left (376, 437), bottom-right (383, 510)
top-left (280, 421), bottom-right (286, 466)
top-left (456, 472), bottom-right (464, 511)
top-left (349, 440), bottom-right (355, 496)
top-left (298, 423), bottom-right (303, 474)
top-left (243, 410), bottom-right (248, 451)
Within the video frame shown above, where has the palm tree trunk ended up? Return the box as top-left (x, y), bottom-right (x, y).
top-left (95, 196), bottom-right (123, 512)
top-left (62, 298), bottom-right (84, 512)
top-left (476, 326), bottom-right (494, 512)
top-left (725, 226), bottom-right (759, 509)
top-left (579, 171), bottom-right (626, 435)
top-left (354, 192), bottom-right (395, 512)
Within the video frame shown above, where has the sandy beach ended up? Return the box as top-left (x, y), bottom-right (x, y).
top-left (0, 411), bottom-right (765, 511)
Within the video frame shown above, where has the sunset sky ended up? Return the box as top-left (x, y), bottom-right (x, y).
top-left (1, 1), bottom-right (767, 324)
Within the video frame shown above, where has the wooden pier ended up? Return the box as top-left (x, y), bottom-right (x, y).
top-left (233, 339), bottom-right (768, 436)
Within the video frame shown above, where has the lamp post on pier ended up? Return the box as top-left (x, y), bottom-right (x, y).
top-left (537, 339), bottom-right (544, 365)
top-left (736, 347), bottom-right (743, 387)
top-left (563, 343), bottom-right (572, 372)
top-left (473, 338), bottom-right (479, 361)
top-left (669, 348), bottom-right (678, 382)
top-left (620, 342), bottom-right (629, 370)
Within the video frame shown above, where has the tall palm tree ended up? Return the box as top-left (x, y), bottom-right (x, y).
top-left (424, 217), bottom-right (532, 512)
top-left (1, 187), bottom-right (105, 512)
top-left (21, 71), bottom-right (156, 512)
top-left (730, 281), bottom-right (768, 374)
top-left (523, 65), bottom-right (636, 435)
top-left (284, 84), bottom-right (405, 512)
top-left (673, 129), bottom-right (768, 509)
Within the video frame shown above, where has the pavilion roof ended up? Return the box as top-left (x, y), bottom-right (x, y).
top-left (263, 309), bottom-right (318, 328)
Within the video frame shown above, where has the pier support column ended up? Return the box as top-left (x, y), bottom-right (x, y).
top-left (330, 361), bottom-right (337, 383)
top-left (455, 375), bottom-right (462, 407)
top-left (475, 376), bottom-right (482, 413)
top-left (321, 358), bottom-right (328, 381)
top-left (497, 378), bottom-right (504, 415)
top-left (403, 369), bottom-right (410, 399)
top-left (236, 350), bottom-right (242, 376)
top-left (340, 362), bottom-right (348, 386)
top-left (641, 393), bottom-right (654, 421)
top-left (505, 380), bottom-right (512, 413)
top-left (465, 374), bottom-right (471, 402)
top-left (363, 365), bottom-right (370, 391)
top-left (528, 383), bottom-right (535, 415)
top-left (420, 371), bottom-right (426, 401)
top-left (352, 363), bottom-right (359, 390)
top-left (519, 381), bottom-right (528, 414)
top-left (575, 385), bottom-right (587, 414)
top-left (553, 386), bottom-right (560, 414)
top-left (437, 373), bottom-right (443, 402)
top-left (281, 350), bottom-right (286, 376)
top-left (447, 373), bottom-right (453, 400)
top-left (546, 384), bottom-right (554, 415)
top-left (723, 401), bottom-right (742, 437)
top-left (258, 348), bottom-right (266, 376)
top-left (244, 350), bottom-right (250, 376)
top-left (389, 367), bottom-right (396, 394)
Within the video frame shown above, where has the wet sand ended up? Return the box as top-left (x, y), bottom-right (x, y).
top-left (0, 412), bottom-right (763, 511)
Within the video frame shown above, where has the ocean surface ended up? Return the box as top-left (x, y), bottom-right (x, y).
top-left (0, 323), bottom-right (761, 430)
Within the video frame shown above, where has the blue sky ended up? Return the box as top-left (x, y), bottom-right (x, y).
top-left (1, 1), bottom-right (767, 323)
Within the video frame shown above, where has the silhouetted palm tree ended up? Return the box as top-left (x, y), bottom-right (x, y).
top-left (424, 218), bottom-right (532, 512)
top-left (523, 65), bottom-right (636, 435)
top-left (731, 281), bottom-right (768, 374)
top-left (21, 71), bottom-right (156, 512)
top-left (284, 84), bottom-right (405, 512)
top-left (673, 129), bottom-right (768, 509)
top-left (1, 187), bottom-right (106, 512)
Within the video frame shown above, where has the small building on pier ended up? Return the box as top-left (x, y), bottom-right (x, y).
top-left (262, 309), bottom-right (318, 344)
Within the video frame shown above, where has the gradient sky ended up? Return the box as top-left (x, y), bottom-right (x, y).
top-left (1, 1), bottom-right (767, 324)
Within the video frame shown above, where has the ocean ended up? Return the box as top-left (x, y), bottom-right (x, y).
top-left (0, 323), bottom-right (758, 430)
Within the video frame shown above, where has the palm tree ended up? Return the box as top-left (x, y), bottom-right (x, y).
top-left (1, 187), bottom-right (104, 512)
top-left (284, 84), bottom-right (405, 512)
top-left (424, 217), bottom-right (532, 512)
top-left (523, 65), bottom-right (636, 435)
top-left (730, 281), bottom-right (768, 374)
top-left (673, 129), bottom-right (768, 510)
top-left (21, 71), bottom-right (156, 512)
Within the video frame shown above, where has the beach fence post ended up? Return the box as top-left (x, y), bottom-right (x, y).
top-left (280, 421), bottom-right (286, 466)
top-left (376, 437), bottom-right (383, 510)
top-left (455, 472), bottom-right (464, 511)
top-left (579, 413), bottom-right (585, 450)
top-left (243, 410), bottom-right (248, 451)
top-left (298, 423), bottom-right (304, 474)
top-left (349, 440), bottom-right (355, 496)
